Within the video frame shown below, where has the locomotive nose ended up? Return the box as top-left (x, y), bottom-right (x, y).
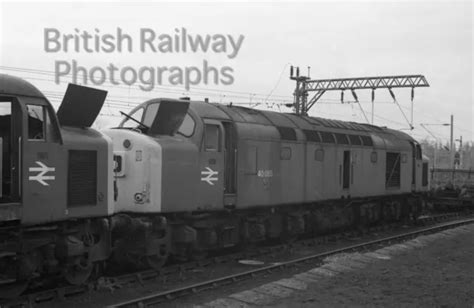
top-left (102, 128), bottom-right (163, 214)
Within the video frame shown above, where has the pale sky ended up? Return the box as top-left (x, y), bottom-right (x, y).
top-left (0, 1), bottom-right (472, 143)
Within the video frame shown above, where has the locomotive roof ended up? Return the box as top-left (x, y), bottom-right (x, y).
top-left (187, 100), bottom-right (416, 144)
top-left (0, 74), bottom-right (47, 98)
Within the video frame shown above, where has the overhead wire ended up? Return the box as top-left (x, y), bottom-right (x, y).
top-left (1, 65), bottom-right (471, 141)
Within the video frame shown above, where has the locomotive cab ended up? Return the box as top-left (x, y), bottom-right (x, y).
top-left (0, 75), bottom-right (116, 290)
top-left (0, 74), bottom-right (113, 224)
top-left (111, 98), bottom-right (239, 212)
top-left (0, 79), bottom-right (63, 223)
top-left (0, 96), bottom-right (59, 200)
top-left (106, 98), bottom-right (199, 214)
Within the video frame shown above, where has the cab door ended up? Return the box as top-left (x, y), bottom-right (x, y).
top-left (197, 120), bottom-right (224, 210)
top-left (21, 101), bottom-right (65, 224)
top-left (413, 143), bottom-right (423, 190)
top-left (222, 122), bottom-right (237, 207)
top-left (0, 98), bottom-right (22, 204)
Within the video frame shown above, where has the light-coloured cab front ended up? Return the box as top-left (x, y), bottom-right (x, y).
top-left (103, 128), bottom-right (163, 214)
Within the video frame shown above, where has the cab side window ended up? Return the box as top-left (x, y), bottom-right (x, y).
top-left (143, 103), bottom-right (160, 127)
top-left (177, 114), bottom-right (196, 137)
top-left (204, 124), bottom-right (220, 151)
top-left (27, 105), bottom-right (46, 140)
top-left (0, 102), bottom-right (12, 142)
top-left (26, 104), bottom-right (59, 142)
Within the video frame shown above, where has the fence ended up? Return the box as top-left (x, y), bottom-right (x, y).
top-left (430, 168), bottom-right (474, 188)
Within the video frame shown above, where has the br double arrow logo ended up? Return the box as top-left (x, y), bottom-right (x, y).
top-left (28, 161), bottom-right (55, 186)
top-left (201, 167), bottom-right (218, 186)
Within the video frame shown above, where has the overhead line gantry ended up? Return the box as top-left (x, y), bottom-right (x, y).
top-left (290, 66), bottom-right (429, 129)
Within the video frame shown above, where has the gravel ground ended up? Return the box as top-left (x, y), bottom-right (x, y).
top-left (201, 223), bottom-right (474, 308)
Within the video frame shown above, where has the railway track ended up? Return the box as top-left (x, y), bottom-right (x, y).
top-left (110, 214), bottom-right (474, 308)
top-left (1, 211), bottom-right (471, 308)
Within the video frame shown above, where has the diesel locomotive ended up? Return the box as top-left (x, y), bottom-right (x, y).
top-left (0, 74), bottom-right (429, 296)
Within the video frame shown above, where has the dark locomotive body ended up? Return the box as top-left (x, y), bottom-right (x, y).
top-left (104, 97), bottom-right (429, 261)
top-left (0, 75), bottom-right (430, 296)
top-left (110, 98), bottom-right (429, 212)
top-left (0, 75), bottom-right (113, 294)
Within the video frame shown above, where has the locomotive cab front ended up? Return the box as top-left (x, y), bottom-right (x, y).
top-left (0, 75), bottom-right (114, 224)
top-left (104, 98), bottom-right (199, 214)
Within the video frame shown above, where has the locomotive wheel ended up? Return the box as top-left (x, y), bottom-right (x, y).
top-left (145, 254), bottom-right (167, 271)
top-left (145, 243), bottom-right (169, 270)
top-left (0, 280), bottom-right (29, 299)
top-left (63, 257), bottom-right (93, 285)
top-left (189, 249), bottom-right (207, 261)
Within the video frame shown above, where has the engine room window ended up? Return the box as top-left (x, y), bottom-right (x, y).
top-left (315, 149), bottom-right (324, 161)
top-left (277, 127), bottom-right (297, 141)
top-left (177, 114), bottom-right (195, 137)
top-left (349, 135), bottom-right (362, 145)
top-left (204, 124), bottom-right (220, 151)
top-left (303, 130), bottom-right (321, 142)
top-left (335, 133), bottom-right (349, 145)
top-left (361, 136), bottom-right (374, 146)
top-left (26, 105), bottom-right (46, 140)
top-left (121, 108), bottom-right (144, 128)
top-left (320, 132), bottom-right (336, 143)
top-left (280, 147), bottom-right (292, 160)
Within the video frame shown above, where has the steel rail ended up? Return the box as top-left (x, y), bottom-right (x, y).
top-left (109, 217), bottom-right (474, 308)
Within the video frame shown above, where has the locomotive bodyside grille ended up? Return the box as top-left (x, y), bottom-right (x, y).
top-left (67, 150), bottom-right (97, 207)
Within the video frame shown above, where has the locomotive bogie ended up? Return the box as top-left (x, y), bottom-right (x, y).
top-left (110, 214), bottom-right (169, 270)
top-left (0, 217), bottom-right (111, 291)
